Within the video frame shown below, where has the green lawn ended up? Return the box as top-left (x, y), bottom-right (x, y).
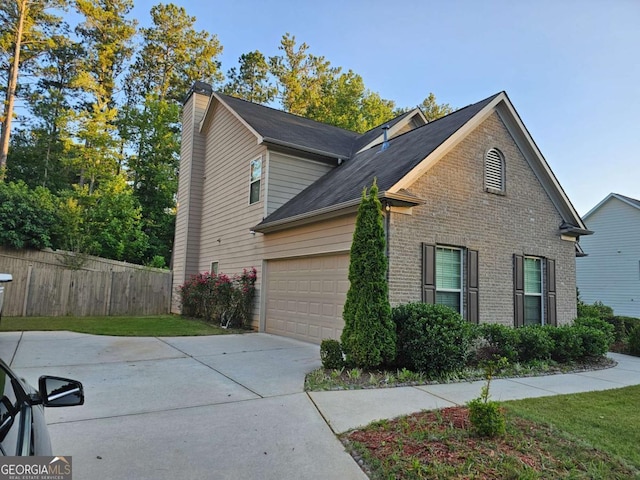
top-left (505, 385), bottom-right (640, 471)
top-left (343, 385), bottom-right (640, 479)
top-left (0, 315), bottom-right (247, 336)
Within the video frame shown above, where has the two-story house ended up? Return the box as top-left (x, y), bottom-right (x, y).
top-left (172, 81), bottom-right (590, 344)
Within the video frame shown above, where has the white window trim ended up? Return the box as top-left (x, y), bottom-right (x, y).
top-left (249, 157), bottom-right (262, 205)
top-left (435, 246), bottom-right (464, 314)
top-left (210, 261), bottom-right (219, 275)
top-left (524, 256), bottom-right (544, 325)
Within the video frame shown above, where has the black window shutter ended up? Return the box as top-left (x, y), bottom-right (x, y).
top-left (546, 258), bottom-right (557, 326)
top-left (422, 243), bottom-right (435, 304)
top-left (466, 249), bottom-right (479, 323)
top-left (514, 254), bottom-right (524, 327)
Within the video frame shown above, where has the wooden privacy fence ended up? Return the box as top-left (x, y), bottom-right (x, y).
top-left (0, 249), bottom-right (172, 317)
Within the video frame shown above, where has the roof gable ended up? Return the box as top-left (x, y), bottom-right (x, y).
top-left (254, 91), bottom-right (589, 235)
top-left (255, 94), bottom-right (499, 230)
top-left (583, 193), bottom-right (640, 220)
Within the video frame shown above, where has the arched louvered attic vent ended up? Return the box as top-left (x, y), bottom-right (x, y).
top-left (485, 148), bottom-right (505, 192)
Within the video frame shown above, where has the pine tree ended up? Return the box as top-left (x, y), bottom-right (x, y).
top-left (341, 179), bottom-right (396, 368)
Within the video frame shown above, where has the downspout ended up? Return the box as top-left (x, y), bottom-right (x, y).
top-left (384, 201), bottom-right (391, 283)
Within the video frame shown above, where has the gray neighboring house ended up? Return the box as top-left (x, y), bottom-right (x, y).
top-left (172, 82), bottom-right (590, 344)
top-left (577, 193), bottom-right (640, 317)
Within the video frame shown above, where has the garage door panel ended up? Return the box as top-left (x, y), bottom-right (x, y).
top-left (265, 254), bottom-right (349, 344)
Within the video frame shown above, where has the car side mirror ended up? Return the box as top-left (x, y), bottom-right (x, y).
top-left (0, 396), bottom-right (15, 440)
top-left (38, 376), bottom-right (84, 407)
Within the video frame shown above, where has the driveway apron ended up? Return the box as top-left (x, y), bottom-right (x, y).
top-left (3, 332), bottom-right (367, 480)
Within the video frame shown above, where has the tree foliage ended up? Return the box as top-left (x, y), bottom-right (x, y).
top-left (340, 179), bottom-right (396, 368)
top-left (121, 96), bottom-right (180, 263)
top-left (73, 175), bottom-right (148, 262)
top-left (125, 3), bottom-right (223, 103)
top-left (0, 0), bottom-right (65, 174)
top-left (419, 92), bottom-right (453, 121)
top-left (0, 180), bottom-right (58, 249)
top-left (223, 51), bottom-right (276, 104)
top-left (266, 33), bottom-right (403, 133)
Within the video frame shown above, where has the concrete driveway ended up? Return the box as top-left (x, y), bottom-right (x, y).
top-left (0, 331), bottom-right (367, 480)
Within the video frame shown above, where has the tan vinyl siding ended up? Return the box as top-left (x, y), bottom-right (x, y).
top-left (266, 152), bottom-right (333, 215)
top-left (262, 215), bottom-right (355, 260)
top-left (197, 101), bottom-right (267, 327)
top-left (394, 123), bottom-right (414, 137)
top-left (172, 92), bottom-right (210, 312)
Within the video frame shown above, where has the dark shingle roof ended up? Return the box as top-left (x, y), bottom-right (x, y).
top-left (257, 92), bottom-right (501, 226)
top-left (216, 93), bottom-right (360, 159)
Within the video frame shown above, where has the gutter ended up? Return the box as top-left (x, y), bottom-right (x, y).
top-left (253, 198), bottom-right (362, 233)
top-left (262, 137), bottom-right (350, 161)
top-left (560, 224), bottom-right (594, 237)
top-left (253, 190), bottom-right (425, 234)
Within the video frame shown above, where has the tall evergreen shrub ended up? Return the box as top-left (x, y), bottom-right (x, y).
top-left (340, 179), bottom-right (396, 368)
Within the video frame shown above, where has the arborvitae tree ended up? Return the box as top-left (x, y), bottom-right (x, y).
top-left (340, 179), bottom-right (396, 368)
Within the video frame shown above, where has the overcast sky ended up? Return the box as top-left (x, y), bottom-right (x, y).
top-left (129, 1), bottom-right (640, 215)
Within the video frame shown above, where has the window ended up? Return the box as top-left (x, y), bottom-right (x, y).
top-left (514, 255), bottom-right (556, 327)
top-left (210, 262), bottom-right (218, 275)
top-left (435, 247), bottom-right (463, 313)
top-left (485, 148), bottom-right (505, 192)
top-left (422, 243), bottom-right (479, 322)
top-left (524, 257), bottom-right (543, 325)
top-left (249, 158), bottom-right (262, 204)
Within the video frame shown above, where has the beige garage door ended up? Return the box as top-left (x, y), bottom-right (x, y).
top-left (265, 254), bottom-right (349, 344)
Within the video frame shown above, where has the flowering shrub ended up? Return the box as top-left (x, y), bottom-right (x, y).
top-left (178, 267), bottom-right (257, 328)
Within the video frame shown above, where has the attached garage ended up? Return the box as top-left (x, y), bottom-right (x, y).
top-left (265, 253), bottom-right (350, 344)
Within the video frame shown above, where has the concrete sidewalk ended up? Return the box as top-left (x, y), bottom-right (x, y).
top-left (310, 352), bottom-right (640, 433)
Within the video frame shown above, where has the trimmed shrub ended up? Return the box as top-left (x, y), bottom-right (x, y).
top-left (320, 339), bottom-right (344, 369)
top-left (628, 325), bottom-right (640, 357)
top-left (546, 325), bottom-right (584, 362)
top-left (477, 324), bottom-right (519, 363)
top-left (577, 301), bottom-right (613, 322)
top-left (574, 316), bottom-right (615, 347)
top-left (468, 398), bottom-right (506, 438)
top-left (393, 303), bottom-right (475, 377)
top-left (178, 268), bottom-right (257, 328)
top-left (577, 326), bottom-right (610, 357)
top-left (608, 316), bottom-right (640, 342)
top-left (516, 326), bottom-right (554, 362)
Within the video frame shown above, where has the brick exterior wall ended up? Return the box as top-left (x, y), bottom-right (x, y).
top-left (388, 111), bottom-right (577, 326)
